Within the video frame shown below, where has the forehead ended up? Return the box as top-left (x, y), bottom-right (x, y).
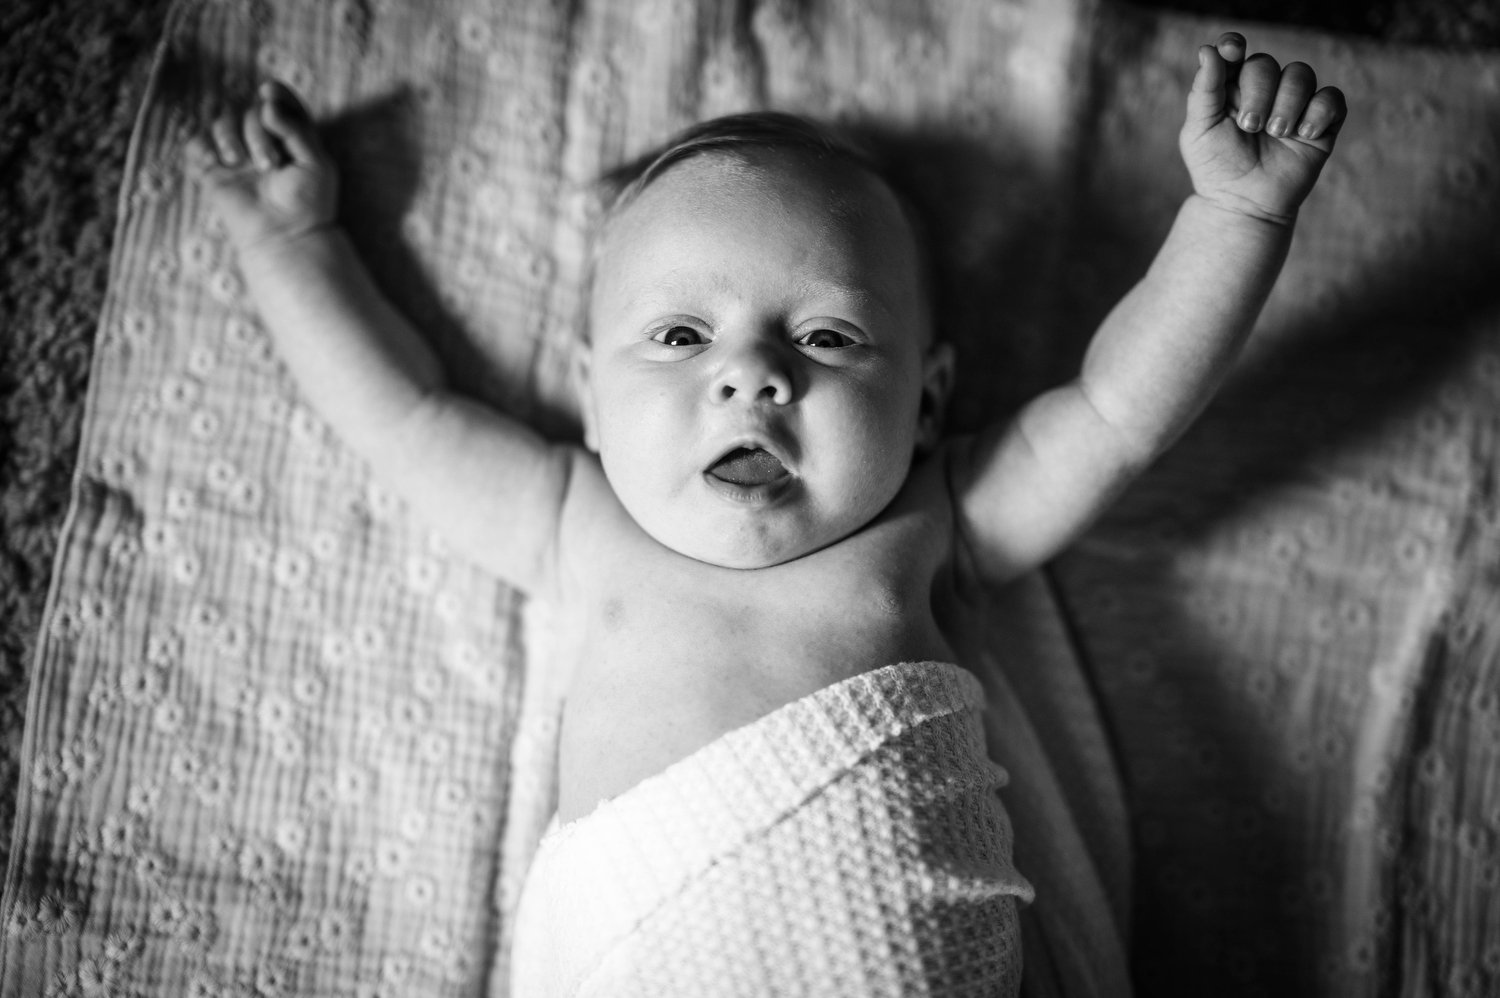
top-left (593, 149), bottom-right (923, 300)
top-left (607, 148), bottom-right (903, 233)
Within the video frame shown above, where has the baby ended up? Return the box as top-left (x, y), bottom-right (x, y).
top-left (188, 31), bottom-right (1345, 997)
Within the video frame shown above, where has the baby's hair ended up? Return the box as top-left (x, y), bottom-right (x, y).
top-left (589, 111), bottom-right (937, 337)
top-left (601, 112), bottom-right (880, 211)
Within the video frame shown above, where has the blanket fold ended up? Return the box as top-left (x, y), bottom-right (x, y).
top-left (510, 661), bottom-right (1034, 997)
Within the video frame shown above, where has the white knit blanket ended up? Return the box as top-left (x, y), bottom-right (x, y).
top-left (510, 661), bottom-right (1034, 997)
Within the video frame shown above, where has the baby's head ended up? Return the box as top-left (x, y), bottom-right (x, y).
top-left (579, 113), bottom-right (954, 569)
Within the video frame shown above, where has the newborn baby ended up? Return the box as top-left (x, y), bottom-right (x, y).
top-left (187, 31), bottom-right (1346, 996)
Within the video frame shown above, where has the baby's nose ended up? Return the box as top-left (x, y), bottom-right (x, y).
top-left (712, 341), bottom-right (794, 405)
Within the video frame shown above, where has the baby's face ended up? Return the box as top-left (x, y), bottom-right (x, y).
top-left (583, 150), bottom-right (944, 569)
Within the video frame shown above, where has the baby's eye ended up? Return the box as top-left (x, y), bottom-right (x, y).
top-left (797, 328), bottom-right (854, 349)
top-left (655, 325), bottom-right (706, 347)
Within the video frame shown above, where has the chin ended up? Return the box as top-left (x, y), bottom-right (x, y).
top-left (680, 537), bottom-right (803, 571)
top-left (633, 512), bottom-right (800, 569)
top-left (708, 549), bottom-right (800, 571)
top-left (676, 520), bottom-right (842, 571)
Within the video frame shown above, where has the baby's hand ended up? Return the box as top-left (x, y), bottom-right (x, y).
top-left (184, 81), bottom-right (337, 251)
top-left (1180, 32), bottom-right (1347, 225)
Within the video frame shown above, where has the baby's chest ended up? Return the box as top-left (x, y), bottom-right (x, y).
top-left (590, 516), bottom-right (946, 665)
top-left (554, 523), bottom-right (956, 822)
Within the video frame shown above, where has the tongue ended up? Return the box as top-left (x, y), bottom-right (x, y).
top-left (710, 448), bottom-right (787, 486)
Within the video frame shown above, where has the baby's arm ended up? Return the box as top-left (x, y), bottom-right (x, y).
top-left (185, 82), bottom-right (573, 592)
top-left (954, 33), bottom-right (1347, 583)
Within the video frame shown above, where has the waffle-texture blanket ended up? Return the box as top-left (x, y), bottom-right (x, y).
top-left (3, 0), bottom-right (1499, 996)
top-left (511, 662), bottom-right (1036, 997)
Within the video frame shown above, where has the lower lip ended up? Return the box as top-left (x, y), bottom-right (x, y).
top-left (702, 471), bottom-right (795, 505)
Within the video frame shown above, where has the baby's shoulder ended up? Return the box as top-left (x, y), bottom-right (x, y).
top-left (542, 448), bottom-right (622, 588)
top-left (557, 445), bottom-right (610, 504)
top-left (893, 435), bottom-right (1001, 592)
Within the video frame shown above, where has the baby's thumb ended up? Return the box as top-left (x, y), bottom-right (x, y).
top-left (1184, 45), bottom-right (1229, 131)
top-left (183, 134), bottom-right (215, 173)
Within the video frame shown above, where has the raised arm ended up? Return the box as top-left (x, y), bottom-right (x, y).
top-left (186, 82), bottom-right (573, 593)
top-left (953, 33), bottom-right (1347, 584)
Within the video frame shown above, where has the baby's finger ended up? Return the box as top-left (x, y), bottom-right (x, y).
top-left (211, 111), bottom-right (248, 168)
top-left (1185, 44), bottom-right (1231, 129)
top-left (243, 104), bottom-right (284, 171)
top-left (1266, 61), bottom-right (1316, 138)
top-left (1214, 31), bottom-right (1247, 66)
top-left (1295, 85), bottom-right (1348, 144)
top-left (1233, 52), bottom-right (1282, 133)
top-left (184, 134), bottom-right (218, 172)
top-left (258, 80), bottom-right (326, 166)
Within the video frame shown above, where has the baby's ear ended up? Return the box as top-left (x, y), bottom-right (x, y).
top-left (916, 340), bottom-right (955, 453)
top-left (570, 341), bottom-right (600, 453)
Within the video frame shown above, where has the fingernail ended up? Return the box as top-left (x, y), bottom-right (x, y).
top-left (1240, 112), bottom-right (1262, 132)
top-left (1267, 116), bottom-right (1287, 137)
top-left (1298, 121), bottom-right (1317, 139)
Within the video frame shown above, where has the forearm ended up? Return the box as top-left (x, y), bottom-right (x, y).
top-left (1080, 194), bottom-right (1292, 456)
top-left (238, 225), bottom-right (446, 458)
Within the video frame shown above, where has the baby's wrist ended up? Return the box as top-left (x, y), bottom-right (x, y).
top-left (237, 219), bottom-right (343, 265)
top-left (1184, 192), bottom-right (1298, 232)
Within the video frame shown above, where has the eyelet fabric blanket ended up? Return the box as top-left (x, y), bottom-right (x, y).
top-left (0, 1), bottom-right (1095, 994)
top-left (3, 0), bottom-right (1499, 996)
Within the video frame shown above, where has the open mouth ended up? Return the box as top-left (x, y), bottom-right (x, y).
top-left (706, 446), bottom-right (789, 487)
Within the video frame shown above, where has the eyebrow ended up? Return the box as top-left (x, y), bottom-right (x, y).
top-left (793, 277), bottom-right (888, 317)
top-left (612, 270), bottom-right (720, 318)
top-left (615, 270), bottom-right (898, 323)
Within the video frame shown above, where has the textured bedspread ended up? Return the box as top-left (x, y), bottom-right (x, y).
top-left (2, 0), bottom-right (1498, 995)
top-left (1058, 11), bottom-right (1500, 991)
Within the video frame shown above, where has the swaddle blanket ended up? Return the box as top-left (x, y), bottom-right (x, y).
top-left (510, 661), bottom-right (1034, 998)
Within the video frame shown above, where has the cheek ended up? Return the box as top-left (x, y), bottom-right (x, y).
top-left (828, 376), bottom-right (921, 480)
top-left (592, 376), bottom-right (689, 481)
